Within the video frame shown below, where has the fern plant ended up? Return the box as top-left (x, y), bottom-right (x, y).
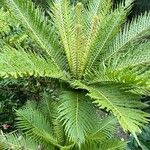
top-left (0, 93), bottom-right (126, 150)
top-left (0, 0), bottom-right (150, 149)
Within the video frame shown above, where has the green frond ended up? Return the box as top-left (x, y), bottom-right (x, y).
top-left (0, 45), bottom-right (66, 79)
top-left (38, 92), bottom-right (54, 121)
top-left (98, 139), bottom-right (127, 150)
top-left (88, 84), bottom-right (150, 134)
top-left (85, 66), bottom-right (150, 96)
top-left (109, 42), bottom-right (150, 70)
top-left (0, 132), bottom-right (38, 150)
top-left (58, 90), bottom-right (98, 146)
top-left (81, 116), bottom-right (118, 150)
top-left (38, 92), bottom-right (66, 145)
top-left (85, 41), bottom-right (150, 94)
top-left (103, 11), bottom-right (150, 63)
top-left (52, 109), bottom-right (66, 146)
top-left (0, 8), bottom-right (27, 45)
top-left (15, 101), bottom-right (61, 148)
top-left (50, 0), bottom-right (114, 78)
top-left (6, 0), bottom-right (67, 70)
top-left (85, 0), bottom-right (112, 19)
top-left (81, 138), bottom-right (127, 150)
top-left (71, 81), bottom-right (150, 140)
top-left (84, 1), bottom-right (131, 72)
top-left (87, 116), bottom-right (117, 141)
top-left (106, 68), bottom-right (150, 95)
top-left (51, 0), bottom-right (76, 76)
top-left (82, 0), bottom-right (112, 73)
top-left (0, 7), bottom-right (17, 32)
top-left (51, 0), bottom-right (87, 78)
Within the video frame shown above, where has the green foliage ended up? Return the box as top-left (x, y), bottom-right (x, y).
top-left (58, 91), bottom-right (97, 145)
top-left (0, 132), bottom-right (39, 150)
top-left (0, 0), bottom-right (150, 149)
top-left (0, 77), bottom-right (59, 133)
top-left (0, 45), bottom-right (65, 79)
top-left (113, 0), bottom-right (150, 18)
top-left (127, 125), bottom-right (150, 150)
top-left (0, 95), bottom-right (127, 150)
top-left (0, 78), bottom-right (27, 132)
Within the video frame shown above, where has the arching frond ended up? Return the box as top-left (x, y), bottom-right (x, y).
top-left (51, 0), bottom-right (88, 78)
top-left (80, 116), bottom-right (120, 150)
top-left (58, 90), bottom-right (98, 146)
top-left (102, 11), bottom-right (150, 63)
top-left (38, 92), bottom-right (66, 145)
top-left (82, 139), bottom-right (127, 150)
top-left (0, 132), bottom-right (38, 150)
top-left (85, 67), bottom-right (150, 96)
top-left (85, 41), bottom-right (150, 95)
top-left (15, 101), bottom-right (61, 148)
top-left (82, 0), bottom-right (112, 73)
top-left (51, 0), bottom-right (76, 76)
top-left (71, 81), bottom-right (150, 139)
top-left (0, 45), bottom-right (66, 80)
top-left (84, 1), bottom-right (132, 72)
top-left (84, 0), bottom-right (112, 27)
top-left (6, 0), bottom-right (68, 70)
top-left (88, 84), bottom-right (150, 134)
top-left (87, 116), bottom-right (117, 141)
top-left (85, 44), bottom-right (150, 96)
top-left (98, 139), bottom-right (127, 150)
top-left (110, 41), bottom-right (150, 70)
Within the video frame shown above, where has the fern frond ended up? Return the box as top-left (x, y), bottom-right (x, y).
top-left (0, 45), bottom-right (66, 79)
top-left (85, 41), bottom-right (150, 94)
top-left (110, 41), bottom-right (150, 70)
top-left (52, 108), bottom-right (66, 146)
top-left (107, 67), bottom-right (150, 95)
top-left (38, 92), bottom-right (66, 145)
top-left (0, 132), bottom-right (38, 150)
top-left (103, 11), bottom-right (150, 63)
top-left (71, 81), bottom-right (150, 139)
top-left (51, 0), bottom-right (75, 75)
top-left (98, 139), bottom-right (127, 150)
top-left (6, 0), bottom-right (67, 70)
top-left (51, 0), bottom-right (87, 78)
top-left (87, 116), bottom-right (117, 141)
top-left (0, 7), bottom-right (17, 32)
top-left (81, 138), bottom-right (127, 150)
top-left (58, 90), bottom-right (98, 146)
top-left (15, 101), bottom-right (61, 148)
top-left (0, 8), bottom-right (27, 45)
top-left (82, 0), bottom-right (112, 71)
top-left (84, 1), bottom-right (131, 72)
top-left (88, 84), bottom-right (150, 134)
top-left (85, 67), bottom-right (150, 96)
